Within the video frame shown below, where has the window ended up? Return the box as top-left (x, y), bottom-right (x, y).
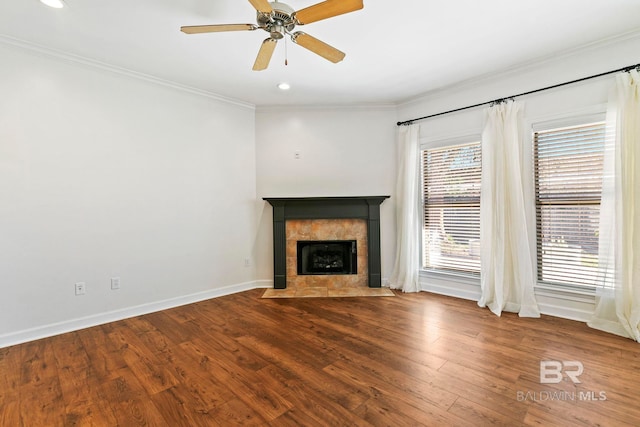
top-left (533, 120), bottom-right (605, 290)
top-left (422, 141), bottom-right (482, 275)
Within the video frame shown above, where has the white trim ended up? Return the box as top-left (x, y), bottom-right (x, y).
top-left (420, 133), bottom-right (482, 150)
top-left (256, 103), bottom-right (397, 112)
top-left (536, 298), bottom-right (596, 323)
top-left (419, 275), bottom-right (596, 322)
top-left (420, 285), bottom-right (481, 302)
top-left (0, 34), bottom-right (255, 110)
top-left (418, 270), bottom-right (597, 322)
top-left (398, 29), bottom-right (640, 107)
top-left (529, 108), bottom-right (607, 132)
top-left (0, 280), bottom-right (272, 349)
top-left (419, 271), bottom-right (481, 301)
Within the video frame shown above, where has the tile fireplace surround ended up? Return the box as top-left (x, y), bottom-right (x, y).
top-left (263, 196), bottom-right (389, 290)
top-left (287, 218), bottom-right (367, 289)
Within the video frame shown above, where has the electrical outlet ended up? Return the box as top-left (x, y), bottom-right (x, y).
top-left (75, 282), bottom-right (86, 296)
top-left (294, 151), bottom-right (301, 160)
top-left (244, 258), bottom-right (251, 267)
top-left (111, 277), bottom-right (121, 290)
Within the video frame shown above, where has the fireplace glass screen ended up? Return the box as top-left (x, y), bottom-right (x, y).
top-left (297, 240), bottom-right (357, 275)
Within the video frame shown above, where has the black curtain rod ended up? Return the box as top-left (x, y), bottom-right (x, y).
top-left (397, 62), bottom-right (640, 126)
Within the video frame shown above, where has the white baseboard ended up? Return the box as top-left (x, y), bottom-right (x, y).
top-left (535, 296), bottom-right (595, 323)
top-left (537, 302), bottom-right (594, 323)
top-left (421, 282), bottom-right (482, 301)
top-left (419, 273), bottom-right (482, 301)
top-left (1, 278), bottom-right (597, 348)
top-left (419, 273), bottom-right (596, 323)
top-left (0, 280), bottom-right (273, 349)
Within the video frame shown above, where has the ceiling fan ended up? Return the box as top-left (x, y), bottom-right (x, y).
top-left (180, 0), bottom-right (364, 71)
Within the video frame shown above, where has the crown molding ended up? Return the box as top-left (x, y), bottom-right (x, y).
top-left (0, 34), bottom-right (255, 110)
top-left (256, 103), bottom-right (397, 113)
top-left (398, 29), bottom-right (640, 108)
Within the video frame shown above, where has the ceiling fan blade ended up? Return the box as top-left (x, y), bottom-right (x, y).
top-left (292, 32), bottom-right (345, 63)
top-left (253, 38), bottom-right (278, 71)
top-left (294, 0), bottom-right (363, 25)
top-left (181, 24), bottom-right (257, 34)
top-left (248, 0), bottom-right (273, 14)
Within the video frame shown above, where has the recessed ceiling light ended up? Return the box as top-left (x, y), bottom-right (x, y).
top-left (39, 0), bottom-right (65, 8)
top-left (277, 82), bottom-right (291, 91)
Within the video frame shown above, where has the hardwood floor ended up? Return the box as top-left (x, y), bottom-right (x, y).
top-left (1, 289), bottom-right (639, 426)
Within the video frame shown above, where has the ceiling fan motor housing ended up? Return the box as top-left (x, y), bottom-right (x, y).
top-left (258, 1), bottom-right (296, 38)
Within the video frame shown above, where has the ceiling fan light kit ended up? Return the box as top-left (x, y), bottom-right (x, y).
top-left (181, 0), bottom-right (364, 71)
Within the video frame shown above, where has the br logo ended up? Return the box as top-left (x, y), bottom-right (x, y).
top-left (540, 361), bottom-right (584, 384)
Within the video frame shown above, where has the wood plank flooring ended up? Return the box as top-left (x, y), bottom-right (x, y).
top-left (1, 289), bottom-right (639, 426)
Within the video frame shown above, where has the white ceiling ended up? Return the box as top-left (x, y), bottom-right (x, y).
top-left (2, 0), bottom-right (640, 107)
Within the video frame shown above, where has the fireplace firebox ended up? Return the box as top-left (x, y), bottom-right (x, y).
top-left (297, 240), bottom-right (357, 275)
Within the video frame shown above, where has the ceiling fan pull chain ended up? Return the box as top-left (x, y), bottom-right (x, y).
top-left (285, 35), bottom-right (288, 66)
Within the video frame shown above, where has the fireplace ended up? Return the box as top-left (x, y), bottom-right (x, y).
top-left (263, 196), bottom-right (389, 289)
top-left (297, 240), bottom-right (357, 275)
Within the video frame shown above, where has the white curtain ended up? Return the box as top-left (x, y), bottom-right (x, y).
top-left (588, 70), bottom-right (640, 342)
top-left (390, 124), bottom-right (421, 293)
top-left (478, 101), bottom-right (540, 317)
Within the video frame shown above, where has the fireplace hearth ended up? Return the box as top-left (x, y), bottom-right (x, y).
top-left (263, 196), bottom-right (389, 289)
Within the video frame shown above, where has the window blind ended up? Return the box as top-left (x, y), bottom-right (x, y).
top-left (423, 142), bottom-right (481, 274)
top-left (534, 121), bottom-right (605, 289)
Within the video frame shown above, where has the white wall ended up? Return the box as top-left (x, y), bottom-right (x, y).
top-left (4, 31), bottom-right (637, 347)
top-left (254, 106), bottom-right (398, 283)
top-left (397, 32), bottom-right (640, 321)
top-left (0, 43), bottom-right (257, 346)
